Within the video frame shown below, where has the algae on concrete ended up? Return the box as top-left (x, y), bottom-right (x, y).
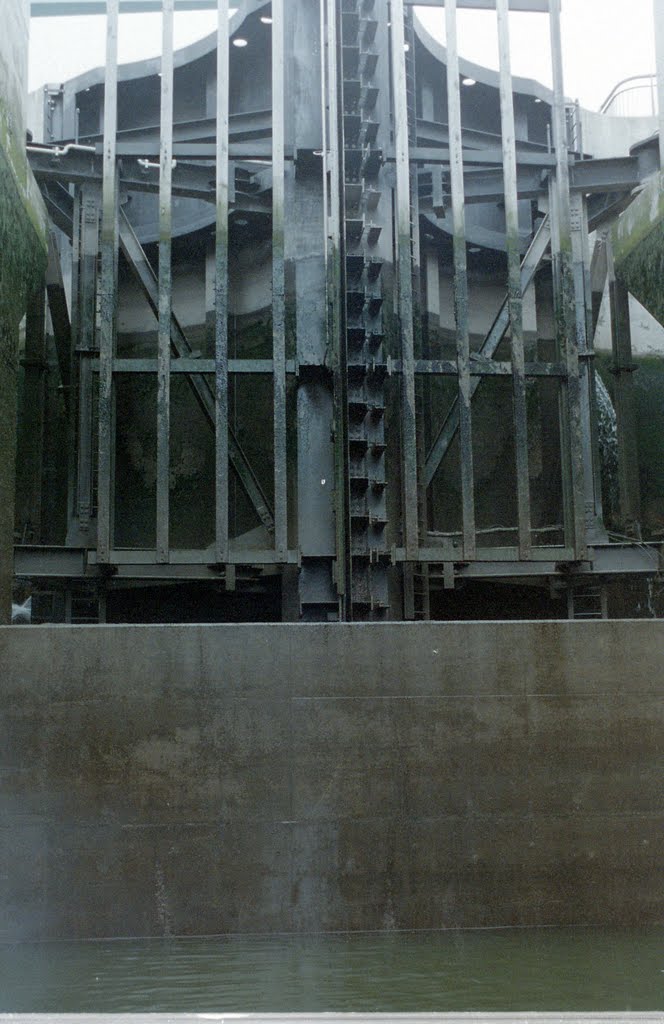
top-left (0, 0), bottom-right (48, 622)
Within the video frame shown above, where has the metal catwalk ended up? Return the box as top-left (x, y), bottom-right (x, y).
top-left (19, 0), bottom-right (660, 621)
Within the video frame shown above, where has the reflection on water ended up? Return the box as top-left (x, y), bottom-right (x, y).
top-left (0, 929), bottom-right (662, 1013)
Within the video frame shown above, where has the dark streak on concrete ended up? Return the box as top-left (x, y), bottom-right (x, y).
top-left (0, 621), bottom-right (663, 940)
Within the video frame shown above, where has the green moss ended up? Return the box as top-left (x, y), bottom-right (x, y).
top-left (617, 220), bottom-right (664, 329)
top-left (0, 145), bottom-right (47, 341)
top-left (596, 351), bottom-right (664, 536)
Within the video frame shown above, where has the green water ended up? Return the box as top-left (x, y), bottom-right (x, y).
top-left (0, 929), bottom-right (662, 1013)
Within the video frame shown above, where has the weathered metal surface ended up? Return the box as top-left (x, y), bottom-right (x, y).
top-left (215, 0), bottom-right (230, 564)
top-left (75, 187), bottom-right (100, 535)
top-left (19, 0), bottom-right (661, 616)
top-left (549, 0), bottom-right (586, 560)
top-left (607, 240), bottom-right (642, 537)
top-left (45, 233), bottom-right (72, 407)
top-left (96, 0), bottom-right (119, 564)
top-left (445, 0), bottom-right (476, 560)
top-left (323, 0), bottom-right (346, 615)
top-left (272, 0), bottom-right (288, 563)
top-left (424, 216), bottom-right (551, 486)
top-left (497, 0), bottom-right (531, 559)
top-left (157, 0), bottom-right (174, 564)
top-left (391, 0), bottom-right (419, 564)
top-left (33, 0), bottom-right (552, 9)
top-left (117, 209), bottom-right (275, 536)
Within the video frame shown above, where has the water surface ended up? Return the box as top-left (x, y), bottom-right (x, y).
top-left (1, 929), bottom-right (662, 1013)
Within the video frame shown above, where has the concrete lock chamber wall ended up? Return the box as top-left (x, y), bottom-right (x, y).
top-left (1, 0), bottom-right (47, 625)
top-left (9, 0), bottom-right (664, 624)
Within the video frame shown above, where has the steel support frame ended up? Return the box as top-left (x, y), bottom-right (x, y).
top-left (215, 0), bottom-right (230, 565)
top-left (445, 0), bottom-right (476, 560)
top-left (322, 0), bottom-right (347, 618)
top-left (74, 187), bottom-right (100, 540)
top-left (157, 0), bottom-right (174, 564)
top-left (391, 0), bottom-right (419, 564)
top-left (27, 0), bottom-right (628, 615)
top-left (32, 0), bottom-right (550, 10)
top-left (549, 0), bottom-right (587, 561)
top-left (606, 239), bottom-right (642, 538)
top-left (497, 0), bottom-right (531, 559)
top-left (97, 0), bottom-right (119, 564)
top-left (272, 0), bottom-right (288, 563)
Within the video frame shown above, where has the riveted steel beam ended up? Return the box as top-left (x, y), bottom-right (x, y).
top-left (405, 0), bottom-right (548, 7)
top-left (32, 0), bottom-right (549, 9)
top-left (497, 0), bottom-right (531, 559)
top-left (272, 0), bottom-right (288, 563)
top-left (156, 0), bottom-right (174, 565)
top-left (549, 0), bottom-right (586, 560)
top-left (215, 0), bottom-right (230, 564)
top-left (445, 0), bottom-right (475, 560)
top-left (97, 0), bottom-right (119, 564)
top-left (391, 0), bottom-right (419, 564)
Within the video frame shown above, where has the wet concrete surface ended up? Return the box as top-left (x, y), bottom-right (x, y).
top-left (1, 621), bottom-right (663, 939)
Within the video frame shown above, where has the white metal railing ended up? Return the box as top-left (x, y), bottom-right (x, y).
top-left (600, 74), bottom-right (658, 117)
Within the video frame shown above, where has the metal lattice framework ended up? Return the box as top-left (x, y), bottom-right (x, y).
top-left (20, 0), bottom-right (662, 621)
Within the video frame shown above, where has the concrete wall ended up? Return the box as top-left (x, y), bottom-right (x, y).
top-left (0, 0), bottom-right (48, 622)
top-left (1, 621), bottom-right (663, 940)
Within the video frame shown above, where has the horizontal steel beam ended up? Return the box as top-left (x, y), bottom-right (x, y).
top-left (28, 147), bottom-right (273, 203)
top-left (96, 358), bottom-right (297, 374)
top-left (14, 546), bottom-right (88, 578)
top-left (392, 359), bottom-right (567, 377)
top-left (405, 0), bottom-right (548, 7)
top-left (32, 0), bottom-right (233, 12)
top-left (410, 146), bottom-right (556, 167)
top-left (87, 548), bottom-right (300, 566)
top-left (32, 0), bottom-right (549, 12)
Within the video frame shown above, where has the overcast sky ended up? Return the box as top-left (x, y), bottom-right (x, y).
top-left (29, 0), bottom-right (656, 112)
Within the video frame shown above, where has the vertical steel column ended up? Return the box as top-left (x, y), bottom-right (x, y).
top-left (272, 0), bottom-right (288, 561)
top-left (323, 0), bottom-right (347, 613)
top-left (655, 0), bottom-right (664, 169)
top-left (157, 0), bottom-right (174, 564)
top-left (549, 0), bottom-right (586, 559)
top-left (77, 189), bottom-right (100, 536)
top-left (67, 188), bottom-right (82, 535)
top-left (496, 0), bottom-right (530, 558)
top-left (97, 0), bottom-right (119, 564)
top-left (570, 191), bottom-right (603, 538)
top-left (390, 0), bottom-right (418, 563)
top-left (215, 0), bottom-right (230, 564)
top-left (607, 240), bottom-right (642, 537)
top-left (445, 0), bottom-right (475, 559)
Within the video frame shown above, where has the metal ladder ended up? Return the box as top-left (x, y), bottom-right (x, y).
top-left (341, 0), bottom-right (389, 619)
top-left (567, 584), bottom-right (608, 620)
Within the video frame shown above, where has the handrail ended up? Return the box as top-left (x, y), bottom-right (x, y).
top-left (600, 73), bottom-right (657, 116)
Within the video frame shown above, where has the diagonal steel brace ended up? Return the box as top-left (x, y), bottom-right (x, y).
top-left (424, 214), bottom-right (551, 487)
top-left (118, 208), bottom-right (274, 535)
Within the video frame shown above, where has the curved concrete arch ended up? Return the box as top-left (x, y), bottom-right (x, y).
top-left (413, 11), bottom-right (554, 106)
top-left (56, 0), bottom-right (270, 94)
